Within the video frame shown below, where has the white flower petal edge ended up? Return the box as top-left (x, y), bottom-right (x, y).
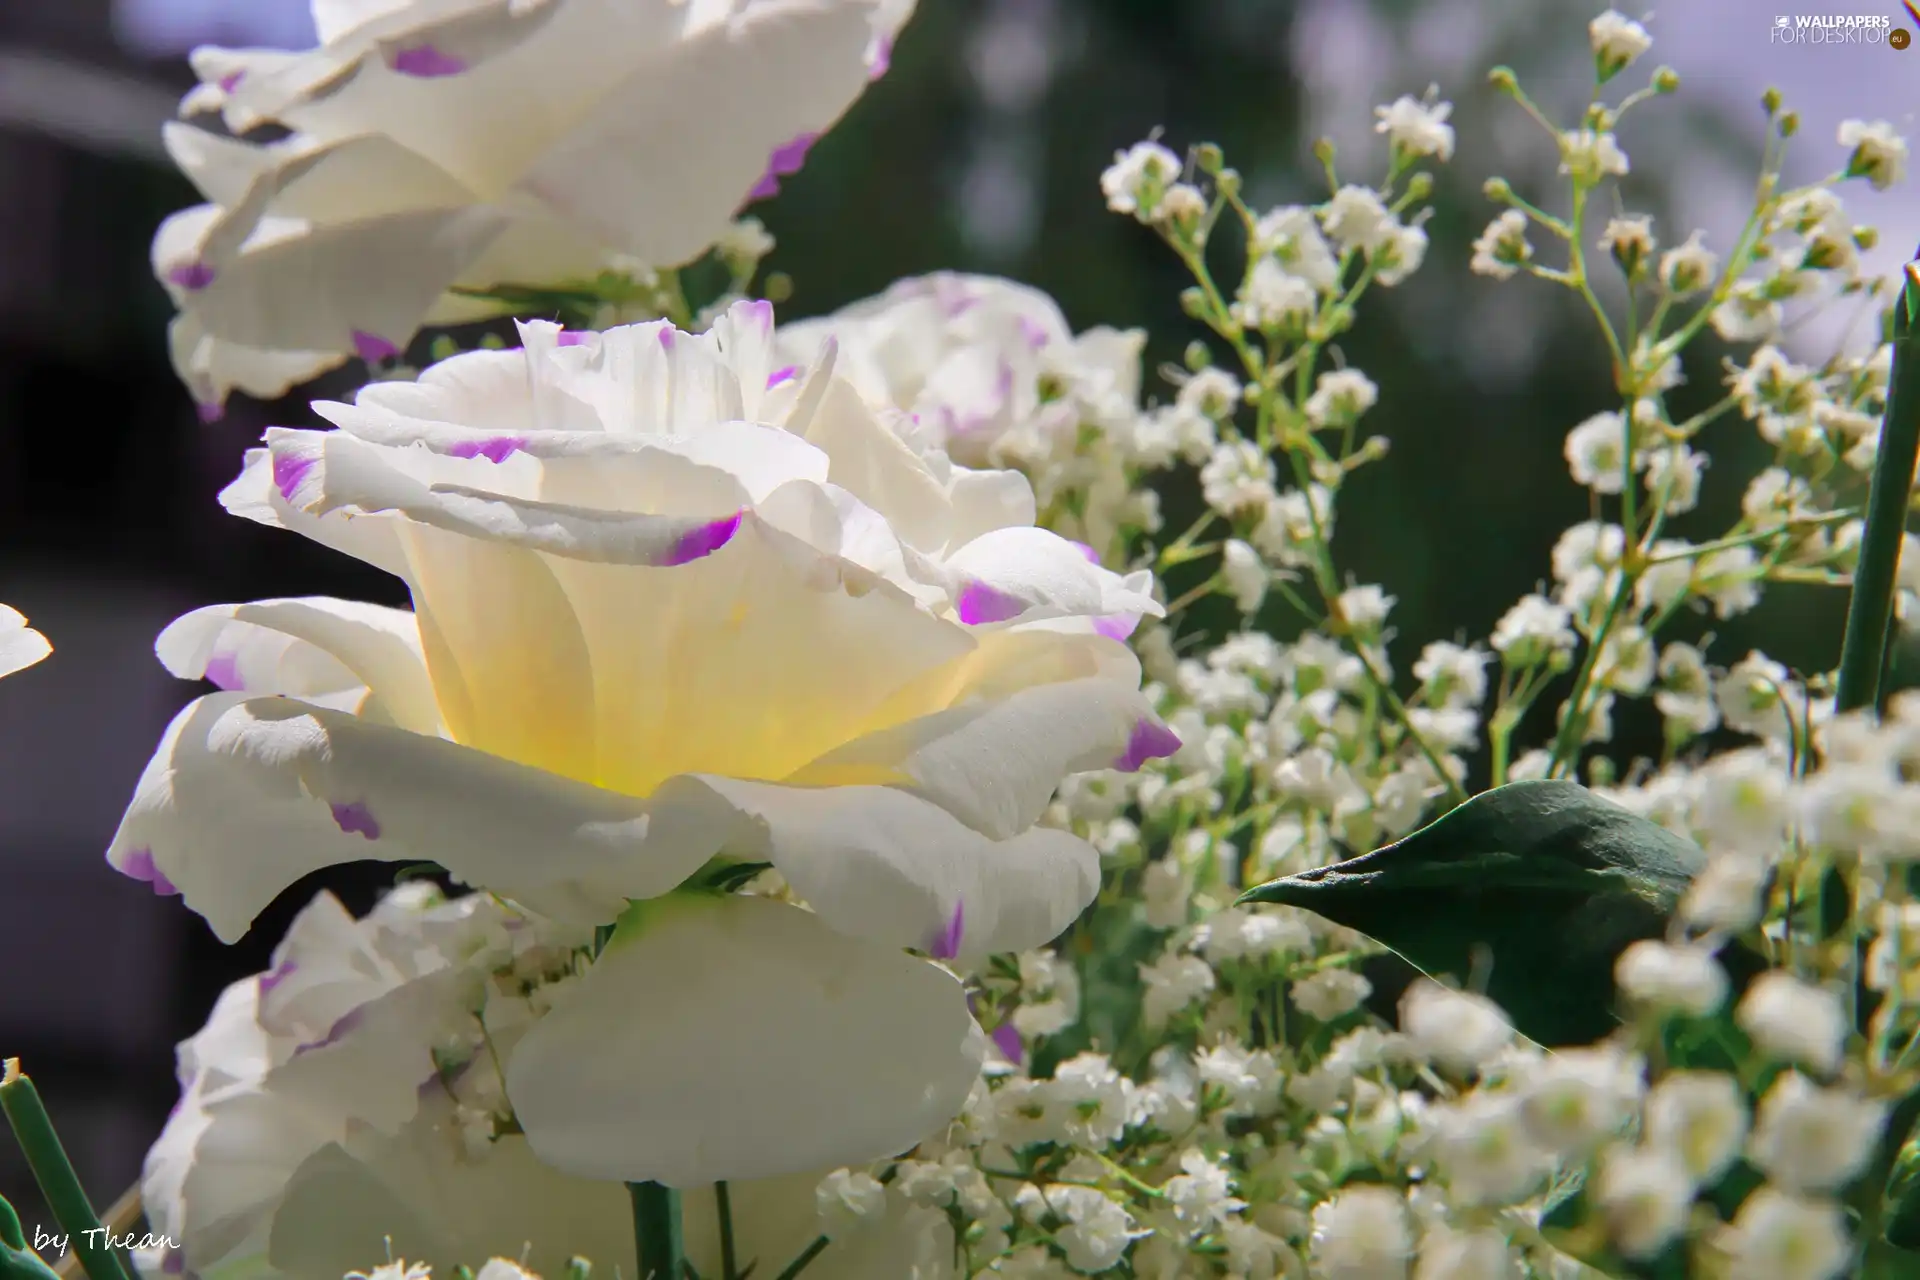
top-left (505, 892), bottom-right (985, 1186)
top-left (0, 604), bottom-right (51, 679)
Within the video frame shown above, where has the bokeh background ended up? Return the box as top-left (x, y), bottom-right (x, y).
top-left (0, 0), bottom-right (1914, 1239)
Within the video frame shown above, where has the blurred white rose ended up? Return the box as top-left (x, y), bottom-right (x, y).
top-left (155, 0), bottom-right (910, 413)
top-left (775, 272), bottom-right (1146, 469)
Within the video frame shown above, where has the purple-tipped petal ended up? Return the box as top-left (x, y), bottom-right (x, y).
top-left (991, 1022), bottom-right (1025, 1065)
top-left (955, 580), bottom-right (1027, 626)
top-left (330, 801), bottom-right (381, 840)
top-left (1094, 615), bottom-right (1139, 642)
top-left (352, 330), bottom-right (400, 363)
top-left (161, 1247), bottom-right (185, 1275)
top-left (658, 327), bottom-right (676, 351)
top-left (741, 298), bottom-right (774, 332)
top-left (195, 402), bottom-right (224, 424)
top-left (217, 72), bottom-right (244, 93)
top-left (745, 131), bottom-right (820, 201)
top-left (1069, 541), bottom-right (1102, 565)
top-left (662, 511), bottom-right (744, 567)
top-left (167, 261), bottom-right (217, 291)
top-left (868, 35), bottom-right (893, 79)
top-left (295, 1006), bottom-right (364, 1055)
top-left (929, 900), bottom-right (965, 960)
top-left (766, 365), bottom-right (800, 389)
top-left (272, 453), bottom-right (315, 502)
top-left (117, 847), bottom-right (180, 896)
top-left (448, 435), bottom-right (526, 463)
top-left (557, 330), bottom-right (593, 347)
top-left (389, 44), bottom-right (468, 77)
top-left (259, 960), bottom-right (297, 994)
top-left (203, 652), bottom-right (244, 691)
top-left (1018, 315), bottom-right (1051, 349)
top-left (1113, 719), bottom-right (1182, 773)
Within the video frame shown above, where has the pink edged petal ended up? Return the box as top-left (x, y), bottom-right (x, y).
top-left (505, 893), bottom-right (983, 1186)
top-left (218, 447), bottom-right (412, 580)
top-left (514, 3), bottom-right (875, 266)
top-left (649, 775), bottom-right (1100, 959)
top-left (104, 693), bottom-right (730, 943)
top-left (944, 525), bottom-right (1163, 627)
top-left (1114, 718), bottom-right (1182, 772)
top-left (267, 427), bottom-right (762, 569)
top-left (182, 204), bottom-right (512, 358)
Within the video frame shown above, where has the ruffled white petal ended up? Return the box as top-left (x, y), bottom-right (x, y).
top-left (168, 313), bottom-right (345, 415)
top-left (104, 693), bottom-right (725, 940)
top-left (506, 892), bottom-right (982, 1185)
top-left (945, 525), bottom-right (1163, 626)
top-left (155, 598), bottom-right (443, 735)
top-left (655, 775), bottom-right (1100, 958)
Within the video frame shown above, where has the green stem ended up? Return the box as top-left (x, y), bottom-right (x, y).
top-left (1835, 256), bottom-right (1920, 716)
top-left (628, 1181), bottom-right (685, 1280)
top-left (714, 1183), bottom-right (738, 1280)
top-left (0, 1062), bottom-right (132, 1280)
top-left (771, 1237), bottom-right (830, 1280)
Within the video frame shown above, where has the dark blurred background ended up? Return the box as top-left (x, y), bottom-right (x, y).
top-left (0, 0), bottom-right (1912, 1240)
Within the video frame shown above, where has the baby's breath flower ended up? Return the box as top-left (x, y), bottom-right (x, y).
top-left (1469, 210), bottom-right (1532, 280)
top-left (1374, 92), bottom-right (1456, 162)
top-left (1748, 1072), bottom-right (1887, 1193)
top-left (1563, 410), bottom-right (1636, 492)
top-left (1645, 1071), bottom-right (1749, 1184)
top-left (1233, 259), bottom-right (1318, 331)
top-left (1292, 967), bottom-right (1373, 1021)
top-left (1102, 140), bottom-right (1185, 218)
top-left (1838, 118), bottom-right (1908, 190)
top-left (1558, 129), bottom-right (1630, 182)
top-left (1599, 215), bottom-right (1656, 276)
top-left (1310, 1185), bottom-right (1413, 1280)
top-left (1400, 980), bottom-right (1513, 1074)
top-left (1306, 369), bottom-right (1380, 428)
top-left (1616, 940), bottom-right (1727, 1017)
top-left (1490, 595), bottom-right (1577, 668)
top-left (1589, 10), bottom-right (1653, 81)
top-left (1658, 230), bottom-right (1717, 296)
top-left (1594, 1144), bottom-right (1693, 1259)
top-left (1321, 185), bottom-right (1395, 254)
top-left (1737, 973), bottom-right (1848, 1075)
top-left (1723, 1188), bottom-right (1852, 1280)
top-left (1252, 206), bottom-right (1342, 290)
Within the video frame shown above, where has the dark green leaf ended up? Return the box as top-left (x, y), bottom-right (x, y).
top-left (1237, 780), bottom-right (1720, 1046)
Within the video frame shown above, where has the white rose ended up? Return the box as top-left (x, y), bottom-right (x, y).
top-left (142, 885), bottom-right (956, 1280)
top-left (155, 0), bottom-right (910, 413)
top-left (110, 304), bottom-right (1173, 1185)
top-left (774, 272), bottom-right (1146, 468)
